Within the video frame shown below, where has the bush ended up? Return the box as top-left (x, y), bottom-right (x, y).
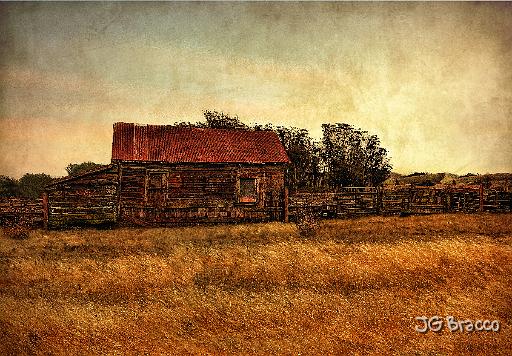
top-left (3, 225), bottom-right (30, 240)
top-left (18, 173), bottom-right (54, 199)
top-left (0, 176), bottom-right (19, 197)
top-left (66, 162), bottom-right (103, 176)
top-left (295, 207), bottom-right (319, 237)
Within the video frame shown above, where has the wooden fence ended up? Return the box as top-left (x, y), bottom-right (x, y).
top-left (289, 187), bottom-right (379, 218)
top-left (1, 185), bottom-right (510, 228)
top-left (0, 198), bottom-right (44, 227)
top-left (289, 186), bottom-right (512, 220)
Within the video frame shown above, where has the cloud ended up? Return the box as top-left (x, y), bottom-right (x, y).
top-left (0, 2), bottom-right (511, 177)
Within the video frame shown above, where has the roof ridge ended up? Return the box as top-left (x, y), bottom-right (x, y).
top-left (114, 122), bottom-right (274, 132)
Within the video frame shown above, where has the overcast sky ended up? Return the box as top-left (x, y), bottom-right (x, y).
top-left (1, 2), bottom-right (511, 178)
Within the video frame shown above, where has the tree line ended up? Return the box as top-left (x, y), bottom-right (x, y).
top-left (0, 162), bottom-right (103, 199)
top-left (0, 110), bottom-right (392, 198)
top-left (180, 110), bottom-right (392, 192)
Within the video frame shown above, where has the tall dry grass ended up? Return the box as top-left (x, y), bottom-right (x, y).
top-left (0, 214), bottom-right (511, 355)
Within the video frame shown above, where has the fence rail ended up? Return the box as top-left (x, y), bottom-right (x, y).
top-left (0, 198), bottom-right (44, 227)
top-left (289, 186), bottom-right (512, 220)
top-left (1, 185), bottom-right (511, 228)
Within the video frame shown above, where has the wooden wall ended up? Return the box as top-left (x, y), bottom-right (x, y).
top-left (117, 162), bottom-right (287, 225)
top-left (45, 166), bottom-right (119, 229)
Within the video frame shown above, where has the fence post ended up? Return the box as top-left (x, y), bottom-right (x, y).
top-left (479, 183), bottom-right (484, 212)
top-left (376, 186), bottom-right (381, 214)
top-left (42, 192), bottom-right (49, 229)
top-left (284, 187), bottom-right (289, 223)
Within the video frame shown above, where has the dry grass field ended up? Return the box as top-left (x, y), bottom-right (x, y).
top-left (1, 214), bottom-right (511, 355)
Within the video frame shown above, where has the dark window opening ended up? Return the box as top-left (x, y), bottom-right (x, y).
top-left (147, 172), bottom-right (166, 206)
top-left (239, 178), bottom-right (257, 203)
top-left (149, 174), bottom-right (164, 189)
top-left (168, 174), bottom-right (182, 188)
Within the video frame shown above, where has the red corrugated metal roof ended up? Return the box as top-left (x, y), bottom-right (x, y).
top-left (111, 122), bottom-right (290, 164)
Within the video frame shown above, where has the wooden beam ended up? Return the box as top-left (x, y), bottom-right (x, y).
top-left (479, 183), bottom-right (484, 212)
top-left (42, 192), bottom-right (49, 229)
top-left (284, 187), bottom-right (289, 223)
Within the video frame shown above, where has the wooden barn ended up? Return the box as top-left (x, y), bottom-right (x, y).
top-left (45, 122), bottom-right (290, 228)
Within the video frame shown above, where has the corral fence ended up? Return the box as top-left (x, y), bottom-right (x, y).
top-left (0, 198), bottom-right (45, 227)
top-left (1, 185), bottom-right (511, 228)
top-left (289, 185), bottom-right (512, 221)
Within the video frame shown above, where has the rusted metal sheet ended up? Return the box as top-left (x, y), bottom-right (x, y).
top-left (111, 122), bottom-right (290, 164)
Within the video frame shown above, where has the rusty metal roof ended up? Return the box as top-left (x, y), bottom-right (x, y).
top-left (111, 122), bottom-right (290, 164)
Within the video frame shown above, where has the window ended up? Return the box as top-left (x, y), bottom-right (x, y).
top-left (148, 173), bottom-right (164, 189)
top-left (167, 173), bottom-right (182, 188)
top-left (146, 171), bottom-right (167, 206)
top-left (239, 178), bottom-right (257, 203)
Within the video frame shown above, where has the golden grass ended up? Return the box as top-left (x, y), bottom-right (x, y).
top-left (1, 214), bottom-right (511, 355)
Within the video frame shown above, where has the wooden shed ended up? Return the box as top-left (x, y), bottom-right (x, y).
top-left (45, 122), bottom-right (290, 228)
top-left (45, 164), bottom-right (119, 229)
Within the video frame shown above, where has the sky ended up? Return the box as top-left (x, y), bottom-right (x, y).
top-left (1, 2), bottom-right (511, 178)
